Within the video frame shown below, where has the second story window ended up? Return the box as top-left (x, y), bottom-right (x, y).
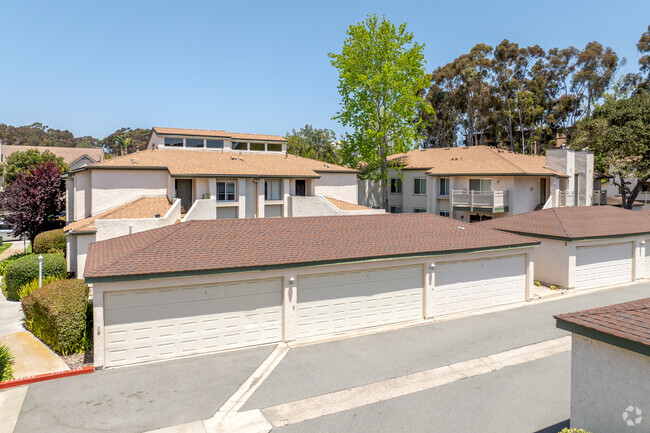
top-left (267, 143), bottom-right (282, 152)
top-left (206, 139), bottom-right (224, 149)
top-left (164, 137), bottom-right (183, 147)
top-left (439, 178), bottom-right (450, 196)
top-left (217, 181), bottom-right (236, 201)
top-left (265, 180), bottom-right (281, 200)
top-left (233, 142), bottom-right (248, 151)
top-left (414, 178), bottom-right (426, 195)
top-left (390, 178), bottom-right (402, 194)
top-left (250, 142), bottom-right (265, 151)
top-left (469, 179), bottom-right (493, 192)
top-left (186, 138), bottom-right (204, 148)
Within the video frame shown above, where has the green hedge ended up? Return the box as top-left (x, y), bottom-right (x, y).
top-left (4, 254), bottom-right (66, 301)
top-left (0, 344), bottom-right (14, 381)
top-left (21, 279), bottom-right (90, 355)
top-left (0, 251), bottom-right (31, 277)
top-left (33, 229), bottom-right (66, 255)
top-left (17, 274), bottom-right (64, 301)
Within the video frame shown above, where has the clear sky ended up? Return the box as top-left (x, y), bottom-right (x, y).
top-left (1, 0), bottom-right (648, 139)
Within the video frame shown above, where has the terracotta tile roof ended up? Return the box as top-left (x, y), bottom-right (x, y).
top-left (324, 197), bottom-right (374, 211)
top-left (65, 196), bottom-right (173, 233)
top-left (388, 146), bottom-right (567, 177)
top-left (86, 148), bottom-right (357, 177)
top-left (555, 298), bottom-right (650, 349)
top-left (478, 206), bottom-right (650, 240)
top-left (84, 213), bottom-right (538, 279)
top-left (1, 145), bottom-right (104, 165)
top-left (153, 127), bottom-right (287, 142)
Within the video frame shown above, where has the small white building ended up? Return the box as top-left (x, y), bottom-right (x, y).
top-left (555, 298), bottom-right (650, 433)
top-left (480, 206), bottom-right (650, 290)
top-left (359, 145), bottom-right (594, 221)
top-left (84, 213), bottom-right (538, 369)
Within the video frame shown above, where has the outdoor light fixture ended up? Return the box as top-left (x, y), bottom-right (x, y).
top-left (430, 263), bottom-right (436, 270)
top-left (289, 276), bottom-right (295, 285)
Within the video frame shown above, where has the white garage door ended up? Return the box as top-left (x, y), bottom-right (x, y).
top-left (297, 265), bottom-right (423, 339)
top-left (104, 278), bottom-right (282, 367)
top-left (434, 254), bottom-right (526, 317)
top-left (575, 243), bottom-right (633, 290)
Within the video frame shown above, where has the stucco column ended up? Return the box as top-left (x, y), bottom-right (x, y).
top-left (257, 179), bottom-right (265, 218)
top-left (567, 244), bottom-right (577, 289)
top-left (633, 238), bottom-right (645, 281)
top-left (209, 179), bottom-right (217, 198)
top-left (282, 178), bottom-right (290, 217)
top-left (92, 283), bottom-right (105, 370)
top-left (283, 272), bottom-right (298, 341)
top-left (426, 177), bottom-right (436, 214)
top-left (525, 251), bottom-right (535, 301)
top-left (237, 178), bottom-right (246, 219)
top-left (449, 177), bottom-right (455, 219)
top-left (424, 262), bottom-right (436, 318)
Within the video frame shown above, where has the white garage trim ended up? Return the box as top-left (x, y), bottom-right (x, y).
top-left (102, 278), bottom-right (282, 367)
top-left (296, 265), bottom-right (423, 339)
top-left (434, 254), bottom-right (527, 317)
top-left (574, 242), bottom-right (633, 290)
top-left (645, 239), bottom-right (650, 280)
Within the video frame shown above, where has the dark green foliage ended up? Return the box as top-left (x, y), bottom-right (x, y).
top-left (21, 279), bottom-right (89, 355)
top-left (0, 149), bottom-right (67, 185)
top-left (286, 126), bottom-right (342, 165)
top-left (4, 253), bottom-right (66, 301)
top-left (0, 344), bottom-right (14, 381)
top-left (33, 229), bottom-right (66, 254)
top-left (0, 251), bottom-right (31, 277)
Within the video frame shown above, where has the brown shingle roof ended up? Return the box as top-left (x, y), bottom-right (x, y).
top-left (86, 148), bottom-right (357, 177)
top-left (478, 206), bottom-right (650, 240)
top-left (65, 196), bottom-right (173, 233)
top-left (1, 145), bottom-right (104, 165)
top-left (153, 127), bottom-right (287, 142)
top-left (84, 213), bottom-right (538, 279)
top-left (388, 146), bottom-right (567, 177)
top-left (324, 197), bottom-right (375, 211)
top-left (555, 298), bottom-right (650, 350)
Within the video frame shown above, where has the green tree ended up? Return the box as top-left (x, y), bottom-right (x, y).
top-left (286, 125), bottom-right (342, 165)
top-left (102, 128), bottom-right (151, 156)
top-left (572, 92), bottom-right (650, 209)
top-left (0, 149), bottom-right (67, 185)
top-left (329, 14), bottom-right (432, 210)
top-left (623, 25), bottom-right (650, 94)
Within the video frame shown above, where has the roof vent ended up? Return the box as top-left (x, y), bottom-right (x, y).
top-left (131, 158), bottom-right (138, 165)
top-left (458, 226), bottom-right (465, 230)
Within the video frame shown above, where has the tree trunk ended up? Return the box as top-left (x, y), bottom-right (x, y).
top-left (624, 179), bottom-right (645, 210)
top-left (380, 143), bottom-right (389, 211)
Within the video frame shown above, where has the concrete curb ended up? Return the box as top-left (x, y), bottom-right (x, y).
top-left (0, 366), bottom-right (94, 390)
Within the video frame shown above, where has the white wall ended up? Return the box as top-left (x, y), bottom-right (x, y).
top-left (289, 196), bottom-right (340, 216)
top-left (570, 335), bottom-right (650, 433)
top-left (358, 179), bottom-right (382, 209)
top-left (183, 198), bottom-right (217, 221)
top-left (402, 170), bottom-right (429, 213)
top-left (90, 170), bottom-right (169, 215)
top-left (74, 170), bottom-right (92, 219)
top-left (72, 233), bottom-right (96, 278)
top-left (313, 173), bottom-right (358, 204)
top-left (534, 239), bottom-right (571, 288)
top-left (94, 199), bottom-right (181, 241)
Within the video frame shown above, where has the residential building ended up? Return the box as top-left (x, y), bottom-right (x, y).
top-left (84, 213), bottom-right (537, 369)
top-left (64, 127), bottom-right (379, 277)
top-left (480, 206), bottom-right (650, 290)
top-left (359, 145), bottom-right (594, 222)
top-left (555, 298), bottom-right (649, 433)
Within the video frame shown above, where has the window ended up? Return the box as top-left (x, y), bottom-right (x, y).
top-left (206, 139), bottom-right (224, 149)
top-left (267, 143), bottom-right (282, 152)
top-left (389, 206), bottom-right (402, 213)
top-left (164, 137), bottom-right (183, 147)
top-left (469, 178), bottom-right (493, 192)
top-left (413, 208), bottom-right (426, 213)
top-left (186, 138), bottom-right (204, 148)
top-left (439, 211), bottom-right (450, 217)
top-left (265, 179), bottom-right (281, 200)
top-left (250, 142), bottom-right (265, 151)
top-left (439, 178), bottom-right (450, 196)
top-left (413, 178), bottom-right (427, 195)
top-left (233, 142), bottom-right (248, 151)
top-left (390, 178), bottom-right (402, 194)
top-left (216, 181), bottom-right (236, 201)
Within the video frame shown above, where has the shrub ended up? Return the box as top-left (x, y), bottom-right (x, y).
top-left (0, 344), bottom-right (14, 381)
top-left (4, 253), bottom-right (66, 301)
top-left (21, 279), bottom-right (89, 355)
top-left (559, 429), bottom-right (592, 433)
top-left (0, 251), bottom-right (31, 277)
top-left (33, 229), bottom-right (66, 255)
top-left (17, 274), bottom-right (64, 301)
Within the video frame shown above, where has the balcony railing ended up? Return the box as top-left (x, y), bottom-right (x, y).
top-left (451, 190), bottom-right (509, 213)
top-left (556, 190), bottom-right (574, 207)
top-left (592, 190), bottom-right (607, 206)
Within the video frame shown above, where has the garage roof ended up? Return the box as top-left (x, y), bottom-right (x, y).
top-left (555, 297), bottom-right (650, 356)
top-left (84, 213), bottom-right (537, 281)
top-left (478, 206), bottom-right (650, 240)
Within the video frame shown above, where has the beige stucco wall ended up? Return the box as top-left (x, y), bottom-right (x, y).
top-left (402, 170), bottom-right (429, 212)
top-left (534, 239), bottom-right (571, 288)
top-left (94, 199), bottom-right (181, 242)
top-left (73, 170), bottom-right (92, 220)
top-left (313, 173), bottom-right (358, 205)
top-left (70, 233), bottom-right (96, 278)
top-left (91, 169), bottom-right (169, 215)
top-left (358, 179), bottom-right (382, 209)
top-left (91, 245), bottom-right (534, 369)
top-left (570, 334), bottom-right (649, 433)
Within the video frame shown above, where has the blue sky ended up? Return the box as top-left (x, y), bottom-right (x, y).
top-left (1, 0), bottom-right (648, 139)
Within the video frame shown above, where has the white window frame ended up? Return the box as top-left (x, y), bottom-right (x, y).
top-left (439, 178), bottom-right (450, 197)
top-left (390, 178), bottom-right (403, 194)
top-left (216, 181), bottom-right (236, 201)
top-left (413, 178), bottom-right (427, 195)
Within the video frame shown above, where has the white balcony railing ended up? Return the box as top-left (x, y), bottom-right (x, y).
top-left (592, 190), bottom-right (607, 206)
top-left (451, 190), bottom-right (509, 213)
top-left (556, 190), bottom-right (574, 207)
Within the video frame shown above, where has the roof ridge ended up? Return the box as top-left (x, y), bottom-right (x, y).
top-left (489, 147), bottom-right (527, 173)
top-left (551, 208), bottom-right (573, 238)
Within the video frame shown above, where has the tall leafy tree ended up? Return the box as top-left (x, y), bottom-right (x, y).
top-left (0, 149), bottom-right (67, 185)
top-left (286, 125), bottom-right (342, 165)
top-left (0, 162), bottom-right (66, 245)
top-left (623, 25), bottom-right (650, 94)
top-left (572, 92), bottom-right (650, 209)
top-left (329, 14), bottom-right (432, 210)
top-left (102, 128), bottom-right (151, 156)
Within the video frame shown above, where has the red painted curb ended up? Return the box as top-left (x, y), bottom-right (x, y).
top-left (0, 366), bottom-right (94, 389)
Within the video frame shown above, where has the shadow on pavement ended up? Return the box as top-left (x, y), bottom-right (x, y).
top-left (534, 419), bottom-right (570, 433)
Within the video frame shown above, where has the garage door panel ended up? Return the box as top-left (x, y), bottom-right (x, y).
top-left (104, 278), bottom-right (282, 367)
top-left (645, 239), bottom-right (650, 279)
top-left (297, 265), bottom-right (423, 338)
top-left (575, 243), bottom-right (632, 290)
top-left (435, 255), bottom-right (526, 317)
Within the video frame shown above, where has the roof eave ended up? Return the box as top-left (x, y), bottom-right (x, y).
top-left (555, 317), bottom-right (650, 357)
top-left (489, 229), bottom-right (650, 242)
